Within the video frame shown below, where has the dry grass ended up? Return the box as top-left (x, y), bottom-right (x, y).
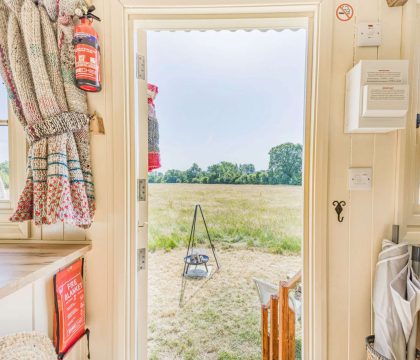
top-left (148, 184), bottom-right (303, 359)
top-left (148, 184), bottom-right (303, 255)
top-left (148, 248), bottom-right (301, 360)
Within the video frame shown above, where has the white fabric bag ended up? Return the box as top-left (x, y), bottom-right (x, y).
top-left (373, 240), bottom-right (409, 359)
top-left (390, 265), bottom-right (420, 360)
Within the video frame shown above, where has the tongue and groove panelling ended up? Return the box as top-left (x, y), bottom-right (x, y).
top-left (327, 1), bottom-right (410, 359)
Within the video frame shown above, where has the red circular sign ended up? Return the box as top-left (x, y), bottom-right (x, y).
top-left (336, 3), bottom-right (354, 22)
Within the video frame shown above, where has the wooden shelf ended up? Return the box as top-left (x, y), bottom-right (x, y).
top-left (0, 243), bottom-right (91, 300)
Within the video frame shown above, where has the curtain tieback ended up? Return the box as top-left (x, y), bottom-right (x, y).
top-left (25, 112), bottom-right (91, 143)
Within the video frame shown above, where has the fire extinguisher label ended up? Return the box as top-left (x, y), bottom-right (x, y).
top-left (74, 19), bottom-right (102, 92)
top-left (75, 46), bottom-right (100, 82)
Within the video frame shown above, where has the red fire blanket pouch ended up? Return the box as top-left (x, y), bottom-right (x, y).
top-left (54, 258), bottom-right (89, 358)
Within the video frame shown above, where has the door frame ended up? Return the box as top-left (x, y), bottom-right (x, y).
top-left (109, 1), bottom-right (333, 359)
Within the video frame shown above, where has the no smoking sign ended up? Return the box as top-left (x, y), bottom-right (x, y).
top-left (336, 3), bottom-right (354, 22)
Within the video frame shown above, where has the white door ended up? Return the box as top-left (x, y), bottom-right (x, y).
top-left (135, 29), bottom-right (149, 360)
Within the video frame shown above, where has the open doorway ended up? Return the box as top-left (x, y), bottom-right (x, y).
top-left (144, 28), bottom-right (307, 360)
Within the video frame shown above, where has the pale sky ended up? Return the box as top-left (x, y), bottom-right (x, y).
top-left (147, 29), bottom-right (307, 172)
top-left (0, 29), bottom-right (307, 168)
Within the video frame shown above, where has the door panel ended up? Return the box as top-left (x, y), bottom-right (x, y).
top-left (136, 29), bottom-right (149, 360)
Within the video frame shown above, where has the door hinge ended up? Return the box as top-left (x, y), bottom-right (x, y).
top-left (137, 179), bottom-right (147, 201)
top-left (137, 248), bottom-right (146, 271)
top-left (136, 54), bottom-right (145, 80)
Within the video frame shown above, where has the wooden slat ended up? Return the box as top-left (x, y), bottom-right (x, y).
top-left (285, 270), bottom-right (301, 290)
top-left (0, 285), bottom-right (32, 336)
top-left (41, 223), bottom-right (64, 241)
top-left (279, 283), bottom-right (289, 360)
top-left (347, 1), bottom-right (378, 359)
top-left (262, 305), bottom-right (269, 360)
top-left (288, 308), bottom-right (296, 360)
top-left (327, 1), bottom-right (354, 356)
top-left (261, 275), bottom-right (301, 360)
top-left (32, 278), bottom-right (54, 338)
top-left (29, 221), bottom-right (42, 240)
top-left (64, 224), bottom-right (86, 241)
top-left (370, 0), bottom-right (402, 335)
top-left (270, 295), bottom-right (279, 360)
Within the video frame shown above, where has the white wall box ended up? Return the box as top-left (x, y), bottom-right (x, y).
top-left (348, 167), bottom-right (373, 191)
top-left (356, 23), bottom-right (382, 47)
top-left (345, 60), bottom-right (409, 133)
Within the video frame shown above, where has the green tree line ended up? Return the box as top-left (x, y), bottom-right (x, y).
top-left (149, 143), bottom-right (302, 186)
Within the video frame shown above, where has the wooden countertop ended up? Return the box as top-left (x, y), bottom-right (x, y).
top-left (0, 243), bottom-right (91, 300)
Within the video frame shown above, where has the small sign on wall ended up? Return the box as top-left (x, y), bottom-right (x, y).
top-left (336, 3), bottom-right (354, 22)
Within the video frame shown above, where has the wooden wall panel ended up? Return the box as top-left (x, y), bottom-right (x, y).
top-left (30, 222), bottom-right (42, 240)
top-left (82, 0), bottom-right (113, 358)
top-left (32, 277), bottom-right (54, 338)
top-left (29, 220), bottom-right (88, 241)
top-left (346, 1), bottom-right (378, 358)
top-left (370, 0), bottom-right (403, 333)
top-left (0, 285), bottom-right (33, 336)
top-left (327, 0), bottom-right (353, 357)
top-left (63, 224), bottom-right (86, 241)
top-left (379, 5), bottom-right (402, 60)
top-left (42, 223), bottom-right (64, 241)
top-left (328, 0), bottom-right (406, 358)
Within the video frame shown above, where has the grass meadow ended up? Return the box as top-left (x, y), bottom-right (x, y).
top-left (148, 183), bottom-right (303, 359)
top-left (148, 183), bottom-right (303, 255)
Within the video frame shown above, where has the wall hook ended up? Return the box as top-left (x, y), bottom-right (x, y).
top-left (332, 201), bottom-right (346, 222)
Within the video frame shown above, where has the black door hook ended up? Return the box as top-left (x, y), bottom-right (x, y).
top-left (332, 201), bottom-right (346, 222)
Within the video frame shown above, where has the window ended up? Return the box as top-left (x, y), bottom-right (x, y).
top-left (0, 77), bottom-right (28, 238)
top-left (0, 80), bottom-right (9, 202)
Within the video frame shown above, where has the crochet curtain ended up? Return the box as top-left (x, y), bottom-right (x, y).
top-left (0, 0), bottom-right (95, 228)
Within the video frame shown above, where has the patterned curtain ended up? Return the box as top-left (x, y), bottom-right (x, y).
top-left (0, 0), bottom-right (95, 228)
top-left (148, 83), bottom-right (161, 172)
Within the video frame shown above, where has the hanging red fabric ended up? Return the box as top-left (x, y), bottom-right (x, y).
top-left (148, 83), bottom-right (161, 172)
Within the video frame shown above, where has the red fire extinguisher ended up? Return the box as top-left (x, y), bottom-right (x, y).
top-left (73, 8), bottom-right (102, 92)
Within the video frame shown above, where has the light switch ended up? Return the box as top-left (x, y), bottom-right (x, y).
top-left (357, 22), bottom-right (382, 47)
top-left (348, 168), bottom-right (372, 190)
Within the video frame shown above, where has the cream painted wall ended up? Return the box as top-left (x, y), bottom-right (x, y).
top-left (327, 1), bottom-right (416, 359)
top-left (0, 0), bottom-right (417, 359)
top-left (0, 278), bottom-right (53, 338)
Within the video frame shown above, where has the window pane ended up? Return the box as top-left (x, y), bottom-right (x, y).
top-left (0, 125), bottom-right (9, 200)
top-left (0, 79), bottom-right (7, 120)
